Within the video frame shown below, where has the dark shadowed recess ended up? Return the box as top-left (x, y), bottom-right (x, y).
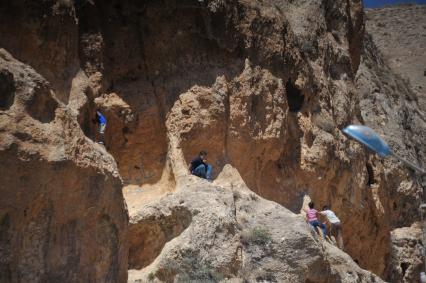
top-left (286, 79), bottom-right (304, 112)
top-left (0, 69), bottom-right (15, 110)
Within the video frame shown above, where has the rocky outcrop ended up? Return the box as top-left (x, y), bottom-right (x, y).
top-left (0, 49), bottom-right (128, 283)
top-left (1, 0), bottom-right (425, 282)
top-left (0, 0), bottom-right (80, 104)
top-left (363, 4), bottom-right (426, 230)
top-left (385, 223), bottom-right (423, 283)
top-left (128, 167), bottom-right (384, 283)
top-left (362, 5), bottom-right (426, 280)
top-left (355, 30), bottom-right (426, 280)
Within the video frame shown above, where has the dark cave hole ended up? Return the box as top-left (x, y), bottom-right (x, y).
top-left (285, 79), bottom-right (304, 112)
top-left (26, 85), bottom-right (58, 123)
top-left (401, 262), bottom-right (409, 277)
top-left (366, 163), bottom-right (376, 186)
top-left (0, 70), bottom-right (15, 110)
top-left (251, 95), bottom-right (260, 114)
top-left (0, 213), bottom-right (11, 282)
top-left (114, 3), bottom-right (122, 12)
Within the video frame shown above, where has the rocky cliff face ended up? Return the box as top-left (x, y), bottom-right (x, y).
top-left (0, 49), bottom-right (128, 283)
top-left (363, 4), bottom-right (426, 282)
top-left (0, 0), bottom-right (424, 282)
top-left (355, 32), bottom-right (425, 282)
top-left (128, 168), bottom-right (384, 283)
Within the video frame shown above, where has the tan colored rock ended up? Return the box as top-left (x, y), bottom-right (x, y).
top-left (0, 49), bottom-right (128, 283)
top-left (0, 0), bottom-right (425, 281)
top-left (363, 12), bottom-right (426, 280)
top-left (385, 223), bottom-right (423, 283)
top-left (0, 1), bottom-right (79, 103)
top-left (355, 31), bottom-right (426, 279)
top-left (127, 167), bottom-right (384, 283)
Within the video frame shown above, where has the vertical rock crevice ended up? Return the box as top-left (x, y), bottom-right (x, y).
top-left (0, 69), bottom-right (15, 110)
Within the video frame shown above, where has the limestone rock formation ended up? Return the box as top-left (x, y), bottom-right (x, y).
top-left (0, 49), bottom-right (128, 283)
top-left (128, 167), bottom-right (384, 283)
top-left (1, 0), bottom-right (425, 282)
top-left (386, 223), bottom-right (423, 283)
top-left (360, 6), bottom-right (426, 280)
top-left (354, 33), bottom-right (425, 280)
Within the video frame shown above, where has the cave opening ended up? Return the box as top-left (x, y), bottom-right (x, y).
top-left (73, 0), bottom-right (244, 189)
top-left (26, 86), bottom-right (58, 123)
top-left (366, 163), bottom-right (376, 186)
top-left (400, 262), bottom-right (409, 277)
top-left (0, 70), bottom-right (15, 110)
top-left (0, 213), bottom-right (11, 282)
top-left (128, 207), bottom-right (192, 269)
top-left (285, 79), bottom-right (304, 112)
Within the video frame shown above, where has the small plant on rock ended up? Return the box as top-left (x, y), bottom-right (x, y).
top-left (147, 272), bottom-right (155, 281)
top-left (241, 226), bottom-right (272, 245)
top-left (161, 256), bottom-right (225, 283)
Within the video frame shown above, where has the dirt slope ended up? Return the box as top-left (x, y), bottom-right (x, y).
top-left (366, 4), bottom-right (426, 108)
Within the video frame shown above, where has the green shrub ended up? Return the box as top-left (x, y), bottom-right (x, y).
top-left (148, 272), bottom-right (155, 281)
top-left (159, 256), bottom-right (225, 283)
top-left (241, 226), bottom-right (271, 245)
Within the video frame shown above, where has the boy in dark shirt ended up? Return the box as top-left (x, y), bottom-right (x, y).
top-left (189, 151), bottom-right (213, 181)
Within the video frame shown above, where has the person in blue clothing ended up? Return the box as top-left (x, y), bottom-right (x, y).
top-left (189, 150), bottom-right (213, 182)
top-left (95, 109), bottom-right (107, 144)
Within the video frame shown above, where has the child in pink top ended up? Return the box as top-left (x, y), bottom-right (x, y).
top-left (305, 202), bottom-right (327, 239)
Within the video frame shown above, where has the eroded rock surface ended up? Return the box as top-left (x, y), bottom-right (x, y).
top-left (128, 167), bottom-right (384, 283)
top-left (1, 0), bottom-right (425, 282)
top-left (0, 49), bottom-right (128, 283)
top-left (386, 223), bottom-right (423, 283)
top-left (359, 6), bottom-right (426, 280)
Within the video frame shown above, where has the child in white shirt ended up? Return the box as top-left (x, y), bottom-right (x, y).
top-left (320, 205), bottom-right (343, 249)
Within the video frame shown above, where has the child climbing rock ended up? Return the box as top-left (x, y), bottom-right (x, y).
top-left (305, 201), bottom-right (327, 239)
top-left (95, 109), bottom-right (107, 145)
top-left (320, 205), bottom-right (343, 249)
top-left (189, 150), bottom-right (213, 182)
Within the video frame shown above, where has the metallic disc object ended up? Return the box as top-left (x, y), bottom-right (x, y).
top-left (343, 125), bottom-right (392, 158)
